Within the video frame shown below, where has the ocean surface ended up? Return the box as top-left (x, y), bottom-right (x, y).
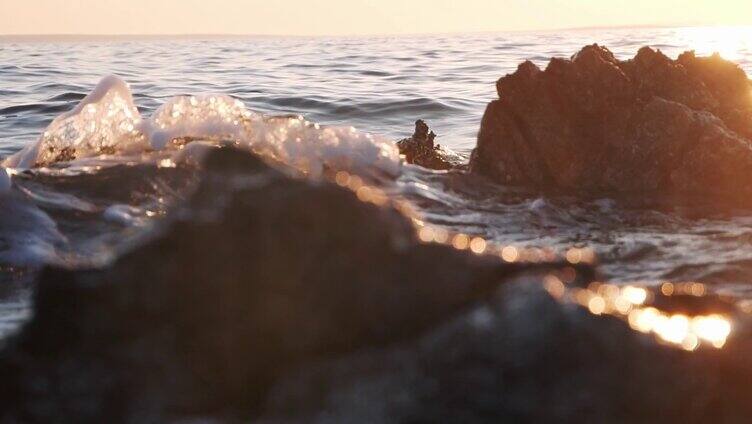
top-left (1, 26), bottom-right (752, 338)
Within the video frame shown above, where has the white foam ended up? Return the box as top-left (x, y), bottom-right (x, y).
top-left (103, 204), bottom-right (144, 226)
top-left (0, 196), bottom-right (66, 266)
top-left (529, 197), bottom-right (547, 211)
top-left (4, 75), bottom-right (146, 169)
top-left (4, 75), bottom-right (402, 178)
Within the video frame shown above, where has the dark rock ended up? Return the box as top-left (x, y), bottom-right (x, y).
top-left (470, 45), bottom-right (752, 203)
top-left (397, 120), bottom-right (458, 170)
top-left (0, 147), bottom-right (571, 422)
top-left (3, 146), bottom-right (750, 423)
top-left (258, 280), bottom-right (752, 423)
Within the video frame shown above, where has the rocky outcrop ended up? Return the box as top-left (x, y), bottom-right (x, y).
top-left (0, 147), bottom-right (576, 423)
top-left (397, 120), bottom-right (458, 170)
top-left (470, 45), bottom-right (752, 203)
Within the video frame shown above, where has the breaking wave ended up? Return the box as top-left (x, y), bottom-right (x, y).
top-left (2, 75), bottom-right (402, 179)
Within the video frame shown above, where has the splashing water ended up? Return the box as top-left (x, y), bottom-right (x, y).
top-left (3, 76), bottom-right (145, 168)
top-left (3, 75), bottom-right (401, 179)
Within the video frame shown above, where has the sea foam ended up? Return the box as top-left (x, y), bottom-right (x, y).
top-left (0, 195), bottom-right (66, 266)
top-left (3, 75), bottom-right (402, 179)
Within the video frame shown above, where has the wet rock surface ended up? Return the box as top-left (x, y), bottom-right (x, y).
top-left (397, 120), bottom-right (459, 170)
top-left (470, 45), bottom-right (752, 203)
top-left (0, 148), bottom-right (567, 423)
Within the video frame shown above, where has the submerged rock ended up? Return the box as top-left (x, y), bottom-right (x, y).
top-left (0, 147), bottom-right (571, 422)
top-left (397, 120), bottom-right (458, 170)
top-left (470, 45), bottom-right (752, 203)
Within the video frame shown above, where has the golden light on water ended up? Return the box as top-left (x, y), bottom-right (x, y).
top-left (565, 247), bottom-right (595, 265)
top-left (588, 296), bottom-right (606, 315)
top-left (400, 218), bottom-right (559, 264)
top-left (424, 229), bottom-right (731, 352)
top-left (655, 314), bottom-right (690, 344)
top-left (543, 275), bottom-right (566, 299)
top-left (469, 237), bottom-right (487, 254)
top-left (158, 158), bottom-right (176, 168)
top-left (452, 233), bottom-right (470, 250)
top-left (621, 286), bottom-right (648, 305)
top-left (334, 170), bottom-right (350, 186)
top-left (628, 307), bottom-right (660, 333)
top-left (418, 226), bottom-right (435, 243)
top-left (501, 246), bottom-right (519, 263)
top-left (554, 280), bottom-right (734, 351)
top-left (626, 309), bottom-right (731, 350)
top-left (433, 227), bottom-right (449, 244)
top-left (692, 315), bottom-right (732, 348)
top-left (657, 281), bottom-right (708, 297)
top-left (676, 26), bottom-right (752, 61)
top-left (356, 186), bottom-right (388, 205)
top-left (327, 169), bottom-right (735, 353)
top-left (331, 170), bottom-right (390, 208)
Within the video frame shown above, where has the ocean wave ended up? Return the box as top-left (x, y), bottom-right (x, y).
top-left (46, 92), bottom-right (87, 102)
top-left (0, 103), bottom-right (74, 116)
top-left (2, 75), bottom-right (402, 180)
top-left (0, 75), bottom-right (409, 273)
top-left (252, 95), bottom-right (461, 119)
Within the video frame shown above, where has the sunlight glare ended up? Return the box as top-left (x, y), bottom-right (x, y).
top-left (676, 26), bottom-right (752, 61)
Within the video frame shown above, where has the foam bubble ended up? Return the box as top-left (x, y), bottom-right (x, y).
top-left (4, 75), bottom-right (145, 169)
top-left (4, 75), bottom-right (402, 179)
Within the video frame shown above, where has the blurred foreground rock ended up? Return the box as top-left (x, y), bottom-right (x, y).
top-left (258, 279), bottom-right (752, 423)
top-left (471, 45), bottom-right (752, 204)
top-left (2, 147), bottom-right (751, 423)
top-left (0, 148), bottom-right (558, 423)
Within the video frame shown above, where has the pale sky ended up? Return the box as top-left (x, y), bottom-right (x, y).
top-left (1, 0), bottom-right (751, 36)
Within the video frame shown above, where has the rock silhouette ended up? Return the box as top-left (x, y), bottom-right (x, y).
top-left (0, 147), bottom-right (572, 422)
top-left (471, 45), bottom-right (752, 203)
top-left (397, 120), bottom-right (457, 170)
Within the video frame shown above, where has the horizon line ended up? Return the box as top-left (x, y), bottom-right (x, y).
top-left (1, 22), bottom-right (746, 41)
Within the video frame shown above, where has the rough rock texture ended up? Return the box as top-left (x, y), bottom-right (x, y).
top-left (0, 148), bottom-right (571, 423)
top-left (397, 120), bottom-right (457, 170)
top-left (470, 45), bottom-right (752, 202)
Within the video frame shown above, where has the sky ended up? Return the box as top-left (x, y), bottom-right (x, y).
top-left (1, 0), bottom-right (751, 36)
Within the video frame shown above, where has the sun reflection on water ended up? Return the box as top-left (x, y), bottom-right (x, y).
top-left (414, 223), bottom-right (734, 351)
top-left (543, 277), bottom-right (734, 351)
top-left (674, 26), bottom-right (752, 61)
top-left (326, 170), bottom-right (737, 353)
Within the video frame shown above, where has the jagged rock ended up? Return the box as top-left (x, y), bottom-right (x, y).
top-left (0, 147), bottom-right (575, 422)
top-left (470, 45), bottom-right (752, 203)
top-left (397, 120), bottom-right (457, 170)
